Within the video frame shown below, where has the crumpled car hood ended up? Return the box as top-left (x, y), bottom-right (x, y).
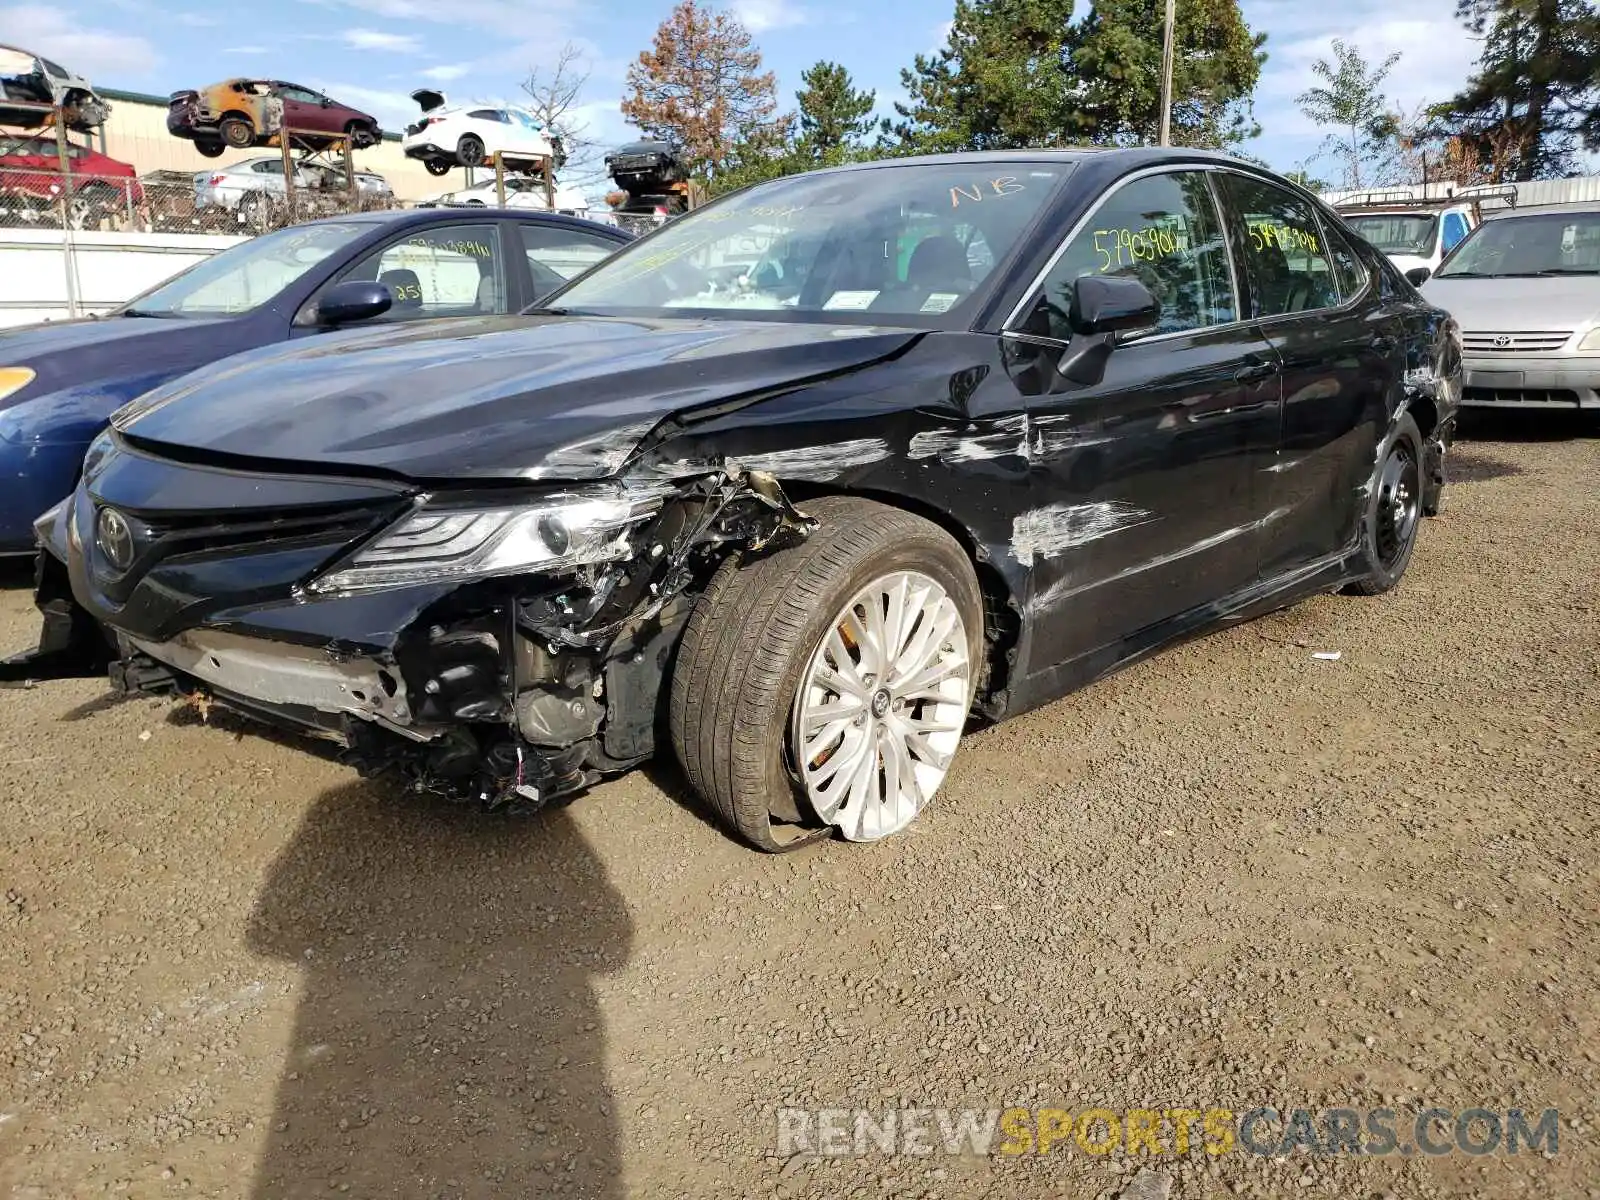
top-left (113, 315), bottom-right (922, 481)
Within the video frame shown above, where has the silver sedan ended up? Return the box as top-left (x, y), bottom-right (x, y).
top-left (1421, 202), bottom-right (1600, 411)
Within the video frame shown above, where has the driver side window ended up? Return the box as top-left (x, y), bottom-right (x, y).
top-left (338, 224), bottom-right (506, 320)
top-left (1020, 171), bottom-right (1236, 342)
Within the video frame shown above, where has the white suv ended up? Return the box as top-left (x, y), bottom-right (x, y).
top-left (401, 90), bottom-right (558, 177)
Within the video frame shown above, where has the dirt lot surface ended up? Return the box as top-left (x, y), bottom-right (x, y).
top-left (1, 418), bottom-right (1596, 1200)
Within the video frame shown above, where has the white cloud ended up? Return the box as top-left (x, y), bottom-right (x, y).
top-left (0, 5), bottom-right (159, 76)
top-left (420, 63), bottom-right (472, 82)
top-left (342, 28), bottom-right (422, 52)
top-left (731, 0), bottom-right (807, 33)
top-left (223, 45), bottom-right (270, 55)
top-left (1236, 0), bottom-right (1484, 169)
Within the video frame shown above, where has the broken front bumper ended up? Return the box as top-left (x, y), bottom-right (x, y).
top-left (14, 463), bottom-right (815, 808)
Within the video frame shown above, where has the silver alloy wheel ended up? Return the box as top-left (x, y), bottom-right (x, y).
top-left (790, 570), bottom-right (972, 841)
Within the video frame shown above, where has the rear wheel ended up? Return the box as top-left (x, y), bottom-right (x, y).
top-left (220, 115), bottom-right (254, 149)
top-left (457, 134), bottom-right (486, 167)
top-left (423, 156), bottom-right (452, 177)
top-left (194, 138), bottom-right (225, 159)
top-left (670, 496), bottom-right (982, 851)
top-left (238, 190), bottom-right (274, 234)
top-left (1351, 413), bottom-right (1423, 595)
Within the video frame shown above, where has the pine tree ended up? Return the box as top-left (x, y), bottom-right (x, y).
top-left (795, 62), bottom-right (876, 162)
top-left (881, 0), bottom-right (1082, 153)
top-left (1069, 0), bottom-right (1267, 148)
top-left (1429, 0), bottom-right (1600, 181)
top-left (621, 0), bottom-right (781, 177)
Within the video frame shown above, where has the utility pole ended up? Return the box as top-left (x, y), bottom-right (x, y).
top-left (1158, 0), bottom-right (1176, 146)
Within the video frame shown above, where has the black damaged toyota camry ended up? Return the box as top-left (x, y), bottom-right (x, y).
top-left (8, 149), bottom-right (1461, 851)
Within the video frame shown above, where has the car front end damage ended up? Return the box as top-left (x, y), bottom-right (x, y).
top-left (18, 433), bottom-right (817, 811)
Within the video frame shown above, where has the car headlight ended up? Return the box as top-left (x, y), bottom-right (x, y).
top-left (1578, 328), bottom-right (1600, 351)
top-left (305, 488), bottom-right (664, 597)
top-left (0, 366), bottom-right (37, 403)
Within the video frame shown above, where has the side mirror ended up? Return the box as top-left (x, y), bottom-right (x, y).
top-left (1069, 275), bottom-right (1161, 336)
top-left (1405, 266), bottom-right (1432, 286)
top-left (314, 279), bottom-right (392, 326)
top-left (1047, 276), bottom-right (1160, 388)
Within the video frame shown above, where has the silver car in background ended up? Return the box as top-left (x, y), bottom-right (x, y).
top-left (1421, 202), bottom-right (1600, 411)
top-left (194, 156), bottom-right (306, 214)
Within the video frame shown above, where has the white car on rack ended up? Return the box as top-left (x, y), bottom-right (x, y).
top-left (401, 90), bottom-right (560, 177)
top-left (419, 175), bottom-right (592, 217)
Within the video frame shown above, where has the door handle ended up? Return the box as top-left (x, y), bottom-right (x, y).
top-left (1235, 358), bottom-right (1280, 385)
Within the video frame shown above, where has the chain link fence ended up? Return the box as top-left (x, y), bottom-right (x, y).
top-left (0, 165), bottom-right (407, 236)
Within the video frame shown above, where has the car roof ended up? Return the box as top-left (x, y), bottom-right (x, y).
top-left (292, 208), bottom-right (630, 238)
top-left (810, 146), bottom-right (1247, 175)
top-left (1485, 201), bottom-right (1600, 220)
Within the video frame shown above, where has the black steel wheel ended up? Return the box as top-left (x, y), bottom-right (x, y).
top-left (423, 157), bottom-right (452, 177)
top-left (457, 134), bottom-right (486, 167)
top-left (1351, 412), bottom-right (1423, 595)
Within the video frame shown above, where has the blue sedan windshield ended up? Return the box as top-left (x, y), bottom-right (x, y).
top-left (123, 222), bottom-right (368, 317)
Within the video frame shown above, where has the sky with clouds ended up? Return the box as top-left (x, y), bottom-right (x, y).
top-left (1, 0), bottom-right (1491, 176)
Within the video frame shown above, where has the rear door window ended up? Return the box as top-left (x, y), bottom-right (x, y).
top-left (1216, 174), bottom-right (1339, 318)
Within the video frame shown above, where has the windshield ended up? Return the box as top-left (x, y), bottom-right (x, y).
top-left (1345, 213), bottom-right (1437, 255)
top-left (1437, 211), bottom-right (1600, 277)
top-left (549, 161), bottom-right (1072, 323)
top-left (123, 222), bottom-right (368, 316)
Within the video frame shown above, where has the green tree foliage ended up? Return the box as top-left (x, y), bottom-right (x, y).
top-left (882, 0), bottom-right (1265, 154)
top-left (1294, 38), bottom-right (1402, 188)
top-left (1069, 0), bottom-right (1267, 148)
top-left (796, 61), bottom-right (877, 163)
top-left (1428, 0), bottom-right (1600, 181)
top-left (880, 0), bottom-right (1083, 153)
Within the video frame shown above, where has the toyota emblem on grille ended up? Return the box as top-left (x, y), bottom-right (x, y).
top-left (1493, 334), bottom-right (1513, 348)
top-left (95, 506), bottom-right (136, 571)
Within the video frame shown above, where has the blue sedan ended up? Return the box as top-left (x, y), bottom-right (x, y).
top-left (0, 208), bottom-right (632, 554)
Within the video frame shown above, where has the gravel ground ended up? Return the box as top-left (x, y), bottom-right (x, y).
top-left (1, 416), bottom-right (1596, 1200)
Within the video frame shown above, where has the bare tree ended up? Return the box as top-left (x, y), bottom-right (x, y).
top-left (522, 42), bottom-right (603, 189)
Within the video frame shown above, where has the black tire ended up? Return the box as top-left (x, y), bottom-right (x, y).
top-left (423, 157), bottom-right (452, 177)
top-left (1351, 413), bottom-right (1424, 595)
top-left (220, 115), bottom-right (254, 149)
top-left (346, 121), bottom-right (375, 149)
top-left (669, 496), bottom-right (983, 852)
top-left (195, 138), bottom-right (225, 159)
top-left (457, 134), bottom-right (486, 167)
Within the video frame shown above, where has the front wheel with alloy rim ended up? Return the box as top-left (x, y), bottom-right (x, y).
top-left (1351, 412), bottom-right (1424, 595)
top-left (670, 496), bottom-right (983, 851)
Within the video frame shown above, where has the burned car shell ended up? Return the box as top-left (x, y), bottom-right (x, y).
top-left (167, 80), bottom-right (381, 154)
top-left (21, 149), bottom-right (1460, 824)
top-left (0, 45), bottom-right (110, 132)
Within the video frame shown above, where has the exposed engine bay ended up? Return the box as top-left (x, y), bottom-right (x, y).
top-left (88, 469), bottom-right (817, 813)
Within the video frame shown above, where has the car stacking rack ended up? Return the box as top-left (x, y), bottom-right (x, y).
top-left (490, 149), bottom-right (556, 211)
top-left (277, 126), bottom-right (360, 222)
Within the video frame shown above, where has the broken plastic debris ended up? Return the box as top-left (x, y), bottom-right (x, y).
top-left (1311, 651), bottom-right (1342, 661)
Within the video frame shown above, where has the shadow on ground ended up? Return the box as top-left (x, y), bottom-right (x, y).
top-left (246, 783), bottom-right (634, 1199)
